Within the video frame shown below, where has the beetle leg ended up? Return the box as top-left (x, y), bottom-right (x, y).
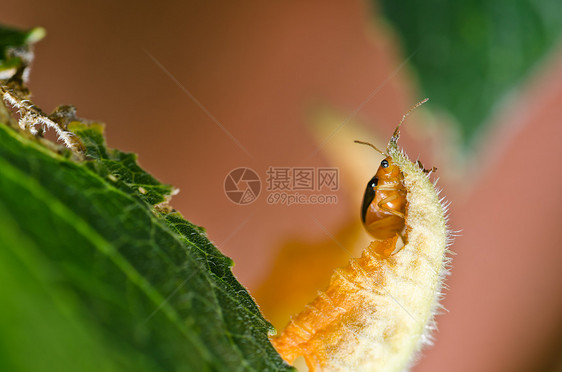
top-left (416, 160), bottom-right (437, 174)
top-left (377, 195), bottom-right (405, 218)
top-left (373, 185), bottom-right (400, 191)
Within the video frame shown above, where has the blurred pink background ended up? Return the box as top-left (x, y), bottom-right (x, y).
top-left (4, 1), bottom-right (562, 371)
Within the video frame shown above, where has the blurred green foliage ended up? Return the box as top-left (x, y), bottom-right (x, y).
top-left (0, 25), bottom-right (44, 77)
top-left (378, 0), bottom-right (562, 147)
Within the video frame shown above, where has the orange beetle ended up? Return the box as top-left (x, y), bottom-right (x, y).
top-left (355, 99), bottom-right (432, 249)
top-left (357, 154), bottom-right (407, 240)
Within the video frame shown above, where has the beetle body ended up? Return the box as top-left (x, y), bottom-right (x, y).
top-left (360, 156), bottom-right (407, 240)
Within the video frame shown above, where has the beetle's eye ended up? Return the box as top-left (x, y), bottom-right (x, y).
top-left (381, 159), bottom-right (389, 168)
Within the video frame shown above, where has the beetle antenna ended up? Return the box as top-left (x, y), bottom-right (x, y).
top-left (389, 98), bottom-right (429, 148)
top-left (354, 140), bottom-right (386, 156)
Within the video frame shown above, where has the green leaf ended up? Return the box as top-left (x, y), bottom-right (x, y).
top-left (377, 0), bottom-right (562, 147)
top-left (0, 25), bottom-right (45, 79)
top-left (0, 119), bottom-right (293, 371)
top-left (0, 21), bottom-right (293, 368)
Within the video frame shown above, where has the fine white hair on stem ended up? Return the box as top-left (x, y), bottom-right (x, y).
top-left (1, 85), bottom-right (79, 150)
